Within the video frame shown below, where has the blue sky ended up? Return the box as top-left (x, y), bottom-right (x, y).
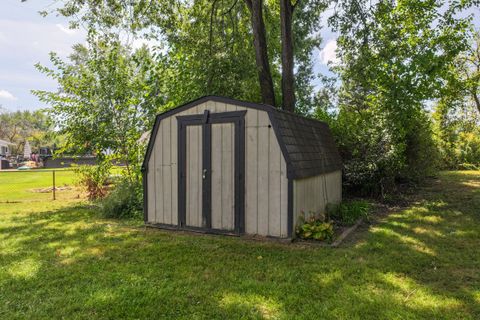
top-left (0, 0), bottom-right (86, 111)
top-left (0, 0), bottom-right (338, 112)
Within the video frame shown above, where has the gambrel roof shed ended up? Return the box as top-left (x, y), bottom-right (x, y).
top-left (143, 96), bottom-right (342, 238)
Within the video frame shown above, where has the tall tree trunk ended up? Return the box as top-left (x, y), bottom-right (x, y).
top-left (245, 0), bottom-right (276, 107)
top-left (280, 0), bottom-right (295, 112)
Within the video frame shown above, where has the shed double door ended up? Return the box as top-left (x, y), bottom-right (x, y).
top-left (178, 110), bottom-right (245, 234)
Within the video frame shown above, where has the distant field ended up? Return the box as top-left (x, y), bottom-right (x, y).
top-left (0, 166), bottom-right (126, 202)
top-left (0, 170), bottom-right (80, 202)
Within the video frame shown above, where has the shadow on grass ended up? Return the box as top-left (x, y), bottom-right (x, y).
top-left (1, 171), bottom-right (479, 319)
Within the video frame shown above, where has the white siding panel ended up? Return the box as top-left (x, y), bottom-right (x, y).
top-left (256, 111), bottom-right (270, 236)
top-left (221, 123), bottom-right (235, 230)
top-left (211, 123), bottom-right (223, 229)
top-left (245, 109), bottom-right (258, 235)
top-left (186, 125), bottom-right (203, 227)
top-left (171, 116), bottom-right (178, 224)
top-left (147, 150), bottom-right (156, 222)
top-left (280, 156), bottom-right (288, 237)
top-left (154, 132), bottom-right (163, 223)
top-left (293, 170), bottom-right (342, 228)
top-left (268, 127), bottom-right (281, 236)
top-left (211, 122), bottom-right (235, 231)
top-left (162, 117), bottom-right (172, 224)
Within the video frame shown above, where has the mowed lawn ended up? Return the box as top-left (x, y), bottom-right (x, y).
top-left (0, 169), bottom-right (79, 202)
top-left (1, 171), bottom-right (479, 319)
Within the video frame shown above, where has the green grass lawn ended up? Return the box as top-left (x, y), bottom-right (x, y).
top-left (1, 171), bottom-right (479, 319)
top-left (0, 170), bottom-right (79, 202)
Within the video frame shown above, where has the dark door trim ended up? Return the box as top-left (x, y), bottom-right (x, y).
top-left (177, 110), bottom-right (246, 234)
top-left (202, 112), bottom-right (212, 229)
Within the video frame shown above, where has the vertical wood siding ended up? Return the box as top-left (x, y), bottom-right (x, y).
top-left (211, 122), bottom-right (235, 230)
top-left (185, 125), bottom-right (203, 227)
top-left (146, 101), bottom-right (289, 237)
top-left (292, 170), bottom-right (342, 228)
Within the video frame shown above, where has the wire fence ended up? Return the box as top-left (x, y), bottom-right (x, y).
top-left (0, 169), bottom-right (85, 203)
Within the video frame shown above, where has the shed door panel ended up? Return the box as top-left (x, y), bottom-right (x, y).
top-left (211, 123), bottom-right (235, 231)
top-left (185, 125), bottom-right (203, 227)
top-left (178, 110), bottom-right (245, 234)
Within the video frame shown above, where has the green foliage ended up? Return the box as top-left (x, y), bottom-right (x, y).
top-left (74, 163), bottom-right (111, 200)
top-left (321, 103), bottom-right (439, 195)
top-left (0, 109), bottom-right (55, 155)
top-left (34, 0), bottom-right (480, 197)
top-left (321, 0), bottom-right (476, 195)
top-left (99, 178), bottom-right (143, 219)
top-left (454, 132), bottom-right (480, 167)
top-left (433, 32), bottom-right (480, 169)
top-left (42, 0), bottom-right (328, 112)
top-left (327, 200), bottom-right (370, 226)
top-left (436, 126), bottom-right (480, 169)
top-left (295, 213), bottom-right (334, 241)
top-left (33, 40), bottom-right (160, 179)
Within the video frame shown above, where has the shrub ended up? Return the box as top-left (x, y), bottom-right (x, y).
top-left (74, 163), bottom-right (111, 200)
top-left (402, 111), bottom-right (441, 181)
top-left (295, 214), bottom-right (334, 241)
top-left (327, 200), bottom-right (370, 226)
top-left (324, 107), bottom-right (406, 196)
top-left (454, 132), bottom-right (480, 168)
top-left (99, 178), bottom-right (143, 219)
top-left (317, 102), bottom-right (440, 197)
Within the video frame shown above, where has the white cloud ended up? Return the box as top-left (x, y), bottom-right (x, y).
top-left (320, 39), bottom-right (340, 66)
top-left (0, 90), bottom-right (18, 101)
top-left (0, 19), bottom-right (85, 58)
top-left (56, 23), bottom-right (76, 35)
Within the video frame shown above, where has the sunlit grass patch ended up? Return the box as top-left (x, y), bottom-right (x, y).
top-left (220, 293), bottom-right (283, 319)
top-left (412, 226), bottom-right (444, 238)
top-left (417, 214), bottom-right (444, 224)
top-left (461, 180), bottom-right (480, 188)
top-left (473, 291), bottom-right (480, 304)
top-left (313, 269), bottom-right (344, 287)
top-left (381, 272), bottom-right (464, 310)
top-left (371, 227), bottom-right (436, 255)
top-left (5, 258), bottom-right (40, 280)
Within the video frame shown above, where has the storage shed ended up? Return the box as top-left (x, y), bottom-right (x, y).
top-left (142, 96), bottom-right (342, 238)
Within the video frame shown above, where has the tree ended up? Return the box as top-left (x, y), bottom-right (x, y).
top-left (245, 0), bottom-right (276, 106)
top-left (433, 31), bottom-right (480, 168)
top-left (245, 0), bottom-right (323, 111)
top-left (280, 0), bottom-right (295, 111)
top-left (445, 31), bottom-right (480, 114)
top-left (33, 39), bottom-right (163, 179)
top-left (0, 109), bottom-right (53, 155)
top-left (326, 0), bottom-right (475, 192)
top-left (40, 0), bottom-right (327, 113)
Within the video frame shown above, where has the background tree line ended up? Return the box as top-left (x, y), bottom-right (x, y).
top-left (0, 108), bottom-right (56, 155)
top-left (32, 0), bottom-right (480, 202)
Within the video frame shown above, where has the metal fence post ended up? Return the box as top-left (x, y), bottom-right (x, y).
top-left (53, 170), bottom-right (56, 200)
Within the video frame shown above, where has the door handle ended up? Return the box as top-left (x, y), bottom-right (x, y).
top-left (202, 169), bottom-right (207, 179)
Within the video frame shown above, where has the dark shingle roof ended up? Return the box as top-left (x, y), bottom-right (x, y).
top-left (271, 110), bottom-right (342, 179)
